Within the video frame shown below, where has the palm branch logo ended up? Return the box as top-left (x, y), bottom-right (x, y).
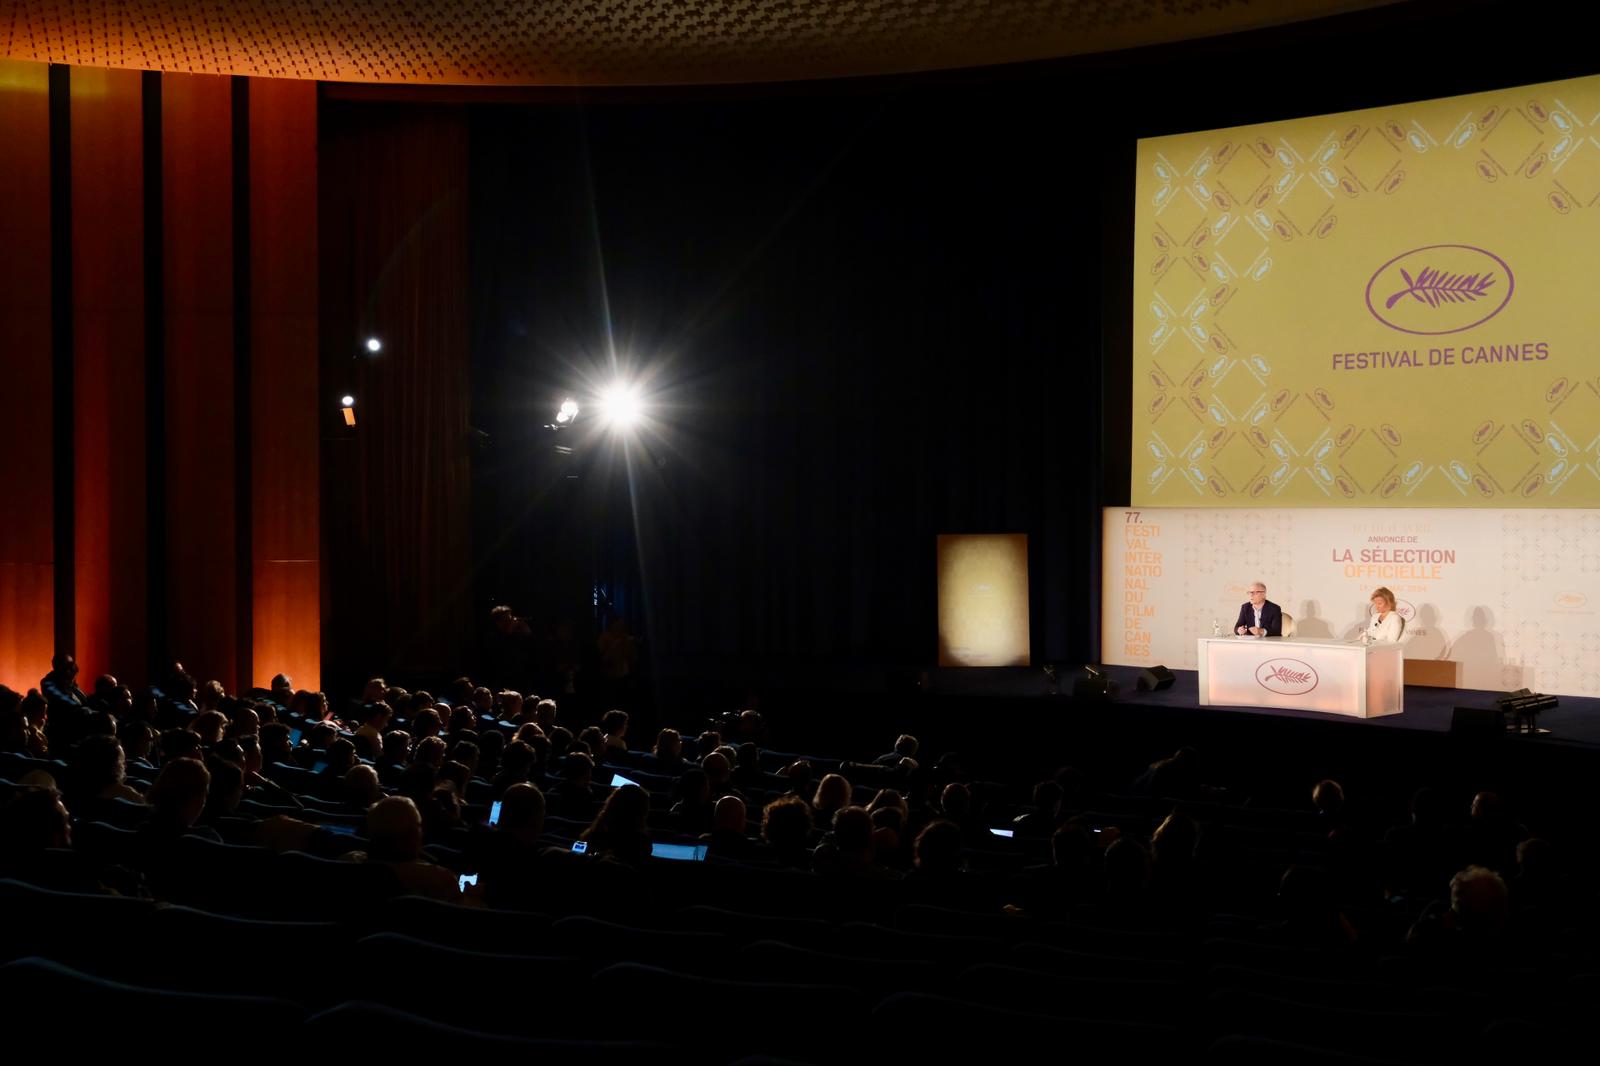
top-left (1365, 245), bottom-right (1514, 335)
top-left (1385, 267), bottom-right (1495, 309)
top-left (1257, 658), bottom-right (1319, 694)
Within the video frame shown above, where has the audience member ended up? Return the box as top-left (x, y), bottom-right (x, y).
top-left (141, 757), bottom-right (219, 845)
top-left (601, 709), bottom-right (630, 753)
top-left (578, 784), bottom-right (652, 867)
top-left (363, 796), bottom-right (462, 902)
top-left (813, 806), bottom-right (895, 880)
top-left (703, 795), bottom-right (753, 859)
top-left (761, 795), bottom-right (815, 869)
top-left (812, 773), bottom-right (852, 823)
top-left (652, 728), bottom-right (685, 771)
top-left (875, 734), bottom-right (919, 767)
top-left (670, 768), bottom-right (714, 834)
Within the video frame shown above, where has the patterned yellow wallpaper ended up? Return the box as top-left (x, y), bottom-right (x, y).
top-left (1133, 73), bottom-right (1600, 506)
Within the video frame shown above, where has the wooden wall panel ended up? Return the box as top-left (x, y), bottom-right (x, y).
top-left (249, 77), bottom-right (320, 689)
top-left (70, 66), bottom-right (146, 684)
top-left (0, 60), bottom-right (54, 690)
top-left (162, 73), bottom-right (236, 690)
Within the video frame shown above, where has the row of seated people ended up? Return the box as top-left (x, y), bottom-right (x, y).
top-left (2, 659), bottom-right (1582, 930)
top-left (2, 659), bottom-right (1595, 1062)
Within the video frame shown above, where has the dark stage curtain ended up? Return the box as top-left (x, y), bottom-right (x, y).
top-left (321, 104), bottom-right (473, 693)
top-left (467, 85), bottom-right (1107, 684)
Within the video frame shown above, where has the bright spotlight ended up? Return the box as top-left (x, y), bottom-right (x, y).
top-left (340, 394), bottom-right (357, 427)
top-left (555, 398), bottom-right (580, 424)
top-left (364, 337), bottom-right (382, 354)
top-left (598, 382), bottom-right (642, 429)
top-left (341, 395), bottom-right (356, 407)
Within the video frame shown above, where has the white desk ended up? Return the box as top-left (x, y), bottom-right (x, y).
top-left (1197, 636), bottom-right (1403, 718)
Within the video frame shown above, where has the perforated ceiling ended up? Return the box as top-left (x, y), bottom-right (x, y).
top-left (1, 0), bottom-right (1397, 86)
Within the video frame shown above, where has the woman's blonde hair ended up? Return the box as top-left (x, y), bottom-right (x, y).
top-left (1370, 586), bottom-right (1397, 611)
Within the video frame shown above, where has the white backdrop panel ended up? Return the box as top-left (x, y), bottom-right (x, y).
top-left (1102, 507), bottom-right (1600, 697)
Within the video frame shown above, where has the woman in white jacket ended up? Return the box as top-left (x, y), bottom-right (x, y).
top-left (1367, 586), bottom-right (1404, 643)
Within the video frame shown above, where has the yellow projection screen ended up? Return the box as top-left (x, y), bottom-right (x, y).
top-left (1133, 73), bottom-right (1600, 507)
top-left (937, 534), bottom-right (1030, 667)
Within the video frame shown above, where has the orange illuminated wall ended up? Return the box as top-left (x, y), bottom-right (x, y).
top-left (71, 66), bottom-right (147, 685)
top-left (163, 72), bottom-right (238, 691)
top-left (0, 60), bottom-right (54, 690)
top-left (249, 77), bottom-right (320, 690)
top-left (0, 61), bottom-right (321, 693)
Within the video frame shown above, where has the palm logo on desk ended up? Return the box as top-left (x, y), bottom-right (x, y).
top-left (1256, 658), bottom-right (1319, 695)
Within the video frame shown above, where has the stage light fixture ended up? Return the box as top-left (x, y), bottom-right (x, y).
top-left (365, 337), bottom-right (383, 354)
top-left (598, 381), bottom-right (643, 429)
top-left (555, 398), bottom-right (580, 424)
top-left (340, 394), bottom-right (357, 426)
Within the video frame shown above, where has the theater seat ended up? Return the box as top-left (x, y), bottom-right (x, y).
top-left (592, 962), bottom-right (861, 1057)
top-left (0, 878), bottom-right (157, 971)
top-left (549, 915), bottom-right (730, 970)
top-left (148, 835), bottom-right (278, 915)
top-left (958, 962), bottom-right (1191, 1026)
top-left (0, 957), bottom-right (304, 1053)
top-left (1207, 987), bottom-right (1462, 1062)
top-left (872, 992), bottom-right (1187, 1058)
top-left (675, 904), bottom-right (830, 942)
top-left (351, 933), bottom-right (585, 1032)
top-left (1206, 1035), bottom-right (1416, 1065)
top-left (305, 1000), bottom-right (671, 1060)
top-left (737, 938), bottom-right (941, 997)
top-left (1007, 941), bottom-right (1191, 982)
top-left (830, 921), bottom-right (999, 963)
top-left (271, 850), bottom-right (404, 916)
top-left (149, 906), bottom-right (350, 1002)
top-left (374, 894), bottom-right (552, 952)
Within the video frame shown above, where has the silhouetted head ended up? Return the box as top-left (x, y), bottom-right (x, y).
top-left (812, 773), bottom-right (852, 816)
top-left (501, 782), bottom-right (546, 841)
top-left (344, 764), bottom-right (383, 809)
top-left (702, 750), bottom-right (732, 786)
top-left (2, 787), bottom-right (71, 850)
top-left (590, 783), bottom-right (649, 836)
top-left (1103, 838), bottom-right (1150, 896)
top-left (1312, 779), bottom-right (1345, 817)
top-left (149, 757), bottom-right (210, 827)
top-left (831, 806), bottom-right (875, 865)
top-left (1450, 865), bottom-right (1510, 935)
top-left (761, 795), bottom-right (813, 853)
top-left (714, 794), bottom-right (747, 835)
top-left (914, 819), bottom-right (964, 874)
top-left (653, 728), bottom-right (682, 761)
top-left (940, 782), bottom-right (971, 821)
top-left (367, 796), bottom-right (424, 862)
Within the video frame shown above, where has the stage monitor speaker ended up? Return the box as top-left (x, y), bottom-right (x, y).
top-left (1073, 676), bottom-right (1119, 702)
top-left (1137, 665), bottom-right (1175, 692)
top-left (1450, 706), bottom-right (1505, 739)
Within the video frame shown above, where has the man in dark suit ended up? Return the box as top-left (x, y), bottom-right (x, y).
top-left (39, 654), bottom-right (86, 709)
top-left (1234, 582), bottom-right (1282, 636)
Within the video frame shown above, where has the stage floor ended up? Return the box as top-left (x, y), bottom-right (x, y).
top-left (1100, 665), bottom-right (1598, 746)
